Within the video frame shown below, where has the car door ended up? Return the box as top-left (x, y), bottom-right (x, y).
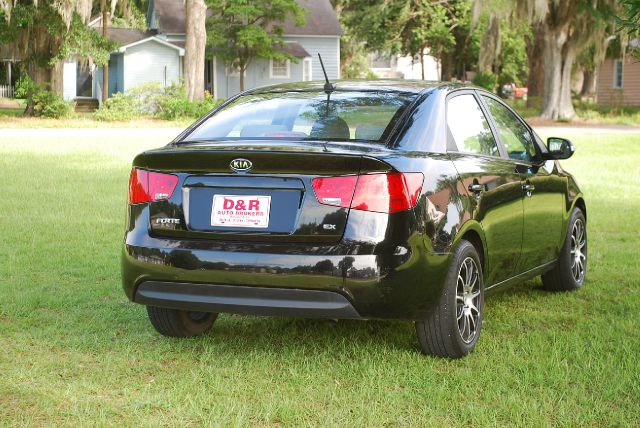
top-left (446, 91), bottom-right (524, 286)
top-left (479, 93), bottom-right (565, 273)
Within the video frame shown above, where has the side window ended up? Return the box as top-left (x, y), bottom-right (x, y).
top-left (447, 94), bottom-right (499, 157)
top-left (482, 96), bottom-right (538, 162)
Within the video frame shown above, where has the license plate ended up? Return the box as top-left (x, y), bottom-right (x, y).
top-left (211, 195), bottom-right (271, 228)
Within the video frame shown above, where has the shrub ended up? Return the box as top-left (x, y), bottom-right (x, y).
top-left (14, 75), bottom-right (37, 99)
top-left (14, 75), bottom-right (72, 118)
top-left (31, 89), bottom-right (73, 118)
top-left (156, 84), bottom-right (194, 119)
top-left (93, 82), bottom-right (224, 121)
top-left (93, 92), bottom-right (140, 121)
top-left (128, 82), bottom-right (164, 114)
top-left (194, 92), bottom-right (224, 118)
top-left (473, 72), bottom-right (499, 91)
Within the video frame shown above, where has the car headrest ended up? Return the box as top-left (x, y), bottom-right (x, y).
top-left (240, 124), bottom-right (287, 137)
top-left (310, 116), bottom-right (350, 140)
top-left (355, 124), bottom-right (386, 141)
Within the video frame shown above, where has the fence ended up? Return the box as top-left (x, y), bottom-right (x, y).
top-left (0, 85), bottom-right (15, 98)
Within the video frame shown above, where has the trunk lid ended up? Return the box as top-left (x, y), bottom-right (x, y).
top-left (134, 141), bottom-right (393, 243)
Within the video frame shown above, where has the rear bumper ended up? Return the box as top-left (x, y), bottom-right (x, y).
top-left (135, 281), bottom-right (362, 319)
top-left (122, 207), bottom-right (452, 320)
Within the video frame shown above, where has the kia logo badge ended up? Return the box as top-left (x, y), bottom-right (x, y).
top-left (230, 158), bottom-right (252, 173)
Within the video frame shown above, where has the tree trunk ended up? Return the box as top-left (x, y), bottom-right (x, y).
top-left (239, 64), bottom-right (245, 92)
top-left (526, 23), bottom-right (545, 108)
top-left (102, 8), bottom-right (109, 102)
top-left (440, 53), bottom-right (453, 81)
top-left (580, 69), bottom-right (595, 97)
top-left (540, 29), bottom-right (577, 120)
top-left (184, 0), bottom-right (207, 101)
top-left (420, 47), bottom-right (425, 80)
top-left (478, 14), bottom-right (501, 74)
top-left (50, 61), bottom-right (64, 95)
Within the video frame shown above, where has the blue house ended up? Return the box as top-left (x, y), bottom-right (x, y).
top-left (62, 0), bottom-right (342, 103)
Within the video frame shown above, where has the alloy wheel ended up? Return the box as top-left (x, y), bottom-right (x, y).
top-left (570, 218), bottom-right (587, 284)
top-left (456, 257), bottom-right (481, 344)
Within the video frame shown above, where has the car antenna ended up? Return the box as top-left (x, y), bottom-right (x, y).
top-left (317, 53), bottom-right (334, 152)
top-left (318, 53), bottom-right (335, 94)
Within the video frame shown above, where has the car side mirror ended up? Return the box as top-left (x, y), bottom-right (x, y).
top-left (545, 137), bottom-right (575, 160)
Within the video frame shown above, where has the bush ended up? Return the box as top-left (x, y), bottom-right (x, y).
top-left (156, 84), bottom-right (194, 119)
top-left (156, 84), bottom-right (222, 120)
top-left (128, 82), bottom-right (164, 114)
top-left (31, 89), bottom-right (73, 118)
top-left (93, 82), bottom-right (223, 121)
top-left (14, 75), bottom-right (37, 99)
top-left (93, 92), bottom-right (140, 121)
top-left (194, 92), bottom-right (223, 118)
top-left (473, 72), bottom-right (499, 91)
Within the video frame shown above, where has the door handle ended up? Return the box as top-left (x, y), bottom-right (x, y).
top-left (468, 183), bottom-right (485, 193)
top-left (522, 182), bottom-right (535, 197)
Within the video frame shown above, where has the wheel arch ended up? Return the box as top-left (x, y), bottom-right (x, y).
top-left (573, 196), bottom-right (587, 221)
top-left (453, 221), bottom-right (487, 278)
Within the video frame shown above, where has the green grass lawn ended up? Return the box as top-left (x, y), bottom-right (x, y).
top-left (0, 132), bottom-right (639, 426)
top-left (509, 97), bottom-right (640, 125)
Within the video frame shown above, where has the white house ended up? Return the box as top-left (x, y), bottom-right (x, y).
top-left (61, 0), bottom-right (342, 104)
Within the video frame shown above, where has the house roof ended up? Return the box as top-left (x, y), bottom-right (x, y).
top-left (151, 0), bottom-right (341, 36)
top-left (280, 42), bottom-right (310, 58)
top-left (95, 27), bottom-right (185, 55)
top-left (0, 45), bottom-right (15, 61)
top-left (282, 0), bottom-right (341, 36)
top-left (94, 27), bottom-right (155, 47)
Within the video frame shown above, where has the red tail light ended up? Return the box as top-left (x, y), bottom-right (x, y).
top-left (311, 175), bottom-right (358, 208)
top-left (312, 173), bottom-right (423, 214)
top-left (128, 168), bottom-right (178, 204)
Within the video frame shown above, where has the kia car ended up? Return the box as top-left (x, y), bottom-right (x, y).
top-left (122, 81), bottom-right (587, 358)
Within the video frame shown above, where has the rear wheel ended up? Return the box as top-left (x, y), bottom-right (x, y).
top-left (146, 306), bottom-right (218, 337)
top-left (541, 208), bottom-right (587, 291)
top-left (416, 240), bottom-right (484, 359)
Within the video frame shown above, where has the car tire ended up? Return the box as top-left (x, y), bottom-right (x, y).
top-left (416, 240), bottom-right (484, 359)
top-left (541, 208), bottom-right (587, 291)
top-left (146, 306), bottom-right (218, 337)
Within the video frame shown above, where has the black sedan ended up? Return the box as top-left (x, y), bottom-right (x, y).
top-left (122, 80), bottom-right (587, 358)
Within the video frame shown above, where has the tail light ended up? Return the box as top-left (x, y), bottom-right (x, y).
top-left (312, 173), bottom-right (423, 214)
top-left (128, 168), bottom-right (178, 204)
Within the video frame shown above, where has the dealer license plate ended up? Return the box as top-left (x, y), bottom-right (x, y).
top-left (211, 194), bottom-right (271, 228)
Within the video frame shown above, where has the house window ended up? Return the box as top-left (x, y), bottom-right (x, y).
top-left (613, 59), bottom-right (623, 89)
top-left (270, 59), bottom-right (290, 79)
top-left (302, 58), bottom-right (312, 82)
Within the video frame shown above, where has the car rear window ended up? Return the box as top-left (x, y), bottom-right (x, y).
top-left (185, 91), bottom-right (418, 143)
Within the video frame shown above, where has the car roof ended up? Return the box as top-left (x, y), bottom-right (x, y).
top-left (244, 80), bottom-right (472, 95)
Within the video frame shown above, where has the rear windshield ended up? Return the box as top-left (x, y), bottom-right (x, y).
top-left (185, 91), bottom-right (418, 143)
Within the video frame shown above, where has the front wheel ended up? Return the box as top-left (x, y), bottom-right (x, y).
top-left (541, 208), bottom-right (587, 291)
top-left (416, 240), bottom-right (484, 359)
top-left (146, 306), bottom-right (218, 337)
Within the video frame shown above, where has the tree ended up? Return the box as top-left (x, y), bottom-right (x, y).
top-left (185, 0), bottom-right (207, 101)
top-left (618, 0), bottom-right (640, 32)
top-left (0, 1), bottom-right (93, 92)
top-left (617, 0), bottom-right (640, 58)
top-left (98, 0), bottom-right (134, 103)
top-left (205, 0), bottom-right (306, 92)
top-left (0, 0), bottom-right (128, 113)
top-left (537, 1), bottom-right (617, 120)
top-left (339, 0), bottom-right (466, 81)
top-left (474, 0), bottom-right (618, 120)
